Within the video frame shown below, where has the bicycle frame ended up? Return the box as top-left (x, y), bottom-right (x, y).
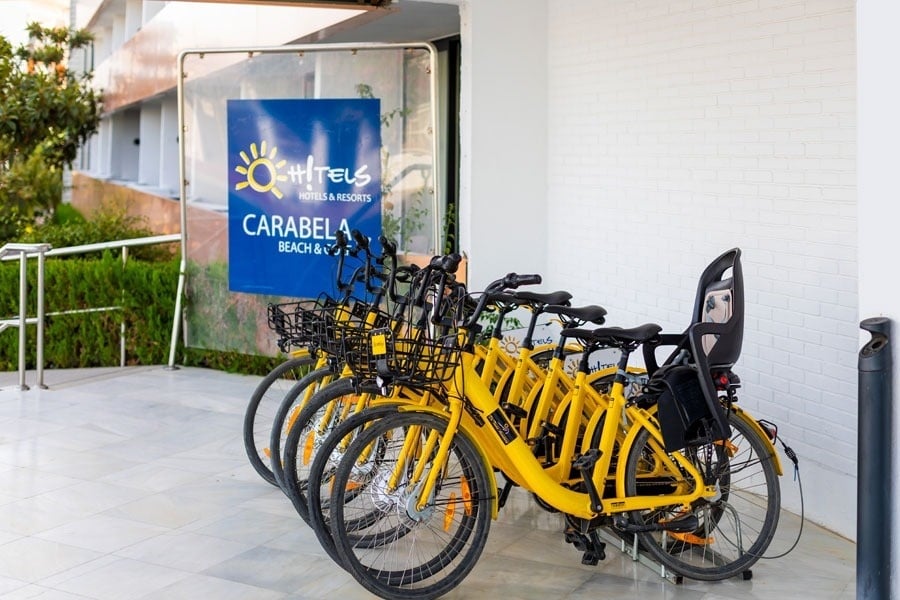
top-left (396, 348), bottom-right (718, 521)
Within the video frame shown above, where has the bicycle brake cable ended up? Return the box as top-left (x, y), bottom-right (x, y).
top-left (757, 421), bottom-right (804, 560)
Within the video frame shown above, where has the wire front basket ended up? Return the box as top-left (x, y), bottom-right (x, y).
top-left (266, 297), bottom-right (391, 357)
top-left (266, 299), bottom-right (329, 352)
top-left (344, 327), bottom-right (461, 388)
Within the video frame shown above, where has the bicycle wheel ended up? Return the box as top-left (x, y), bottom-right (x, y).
top-left (306, 403), bottom-right (403, 565)
top-left (281, 377), bottom-right (376, 522)
top-left (330, 411), bottom-right (492, 600)
top-left (242, 355), bottom-right (315, 486)
top-left (269, 365), bottom-right (337, 489)
top-left (624, 409), bottom-right (780, 580)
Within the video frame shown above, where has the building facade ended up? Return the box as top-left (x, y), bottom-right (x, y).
top-left (72, 0), bottom-right (899, 569)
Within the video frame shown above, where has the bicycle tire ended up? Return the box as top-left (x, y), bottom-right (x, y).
top-left (242, 355), bottom-right (316, 486)
top-left (305, 403), bottom-right (403, 565)
top-left (281, 377), bottom-right (378, 521)
top-left (329, 410), bottom-right (492, 599)
top-left (269, 365), bottom-right (337, 489)
top-left (624, 409), bottom-right (780, 580)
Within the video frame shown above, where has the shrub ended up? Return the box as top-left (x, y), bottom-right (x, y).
top-left (0, 254), bottom-right (284, 375)
top-left (0, 254), bottom-right (178, 369)
top-left (14, 203), bottom-right (176, 262)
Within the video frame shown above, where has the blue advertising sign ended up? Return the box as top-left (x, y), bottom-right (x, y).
top-left (226, 98), bottom-right (382, 297)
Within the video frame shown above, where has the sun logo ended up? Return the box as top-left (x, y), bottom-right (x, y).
top-left (234, 141), bottom-right (288, 199)
top-left (502, 335), bottom-right (520, 355)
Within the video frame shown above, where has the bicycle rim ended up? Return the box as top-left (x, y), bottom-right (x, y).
top-left (306, 404), bottom-right (404, 565)
top-left (270, 366), bottom-right (337, 489)
top-left (281, 377), bottom-right (372, 521)
top-left (624, 410), bottom-right (781, 580)
top-left (242, 356), bottom-right (314, 486)
top-left (330, 411), bottom-right (492, 599)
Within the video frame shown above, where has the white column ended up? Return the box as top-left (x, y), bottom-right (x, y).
top-left (98, 118), bottom-right (113, 178)
top-left (458, 0), bottom-right (548, 289)
top-left (139, 103), bottom-right (162, 186)
top-left (111, 16), bottom-right (125, 49)
top-left (124, 0), bottom-right (142, 39)
top-left (159, 95), bottom-right (180, 196)
top-left (110, 109), bottom-right (140, 181)
top-left (857, 0), bottom-right (900, 587)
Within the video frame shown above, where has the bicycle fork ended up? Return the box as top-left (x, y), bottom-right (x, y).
top-left (385, 397), bottom-right (465, 519)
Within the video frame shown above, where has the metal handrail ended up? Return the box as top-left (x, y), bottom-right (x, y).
top-left (1, 234), bottom-right (181, 260)
top-left (1, 234), bottom-right (182, 390)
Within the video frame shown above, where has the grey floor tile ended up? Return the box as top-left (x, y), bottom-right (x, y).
top-left (48, 557), bottom-right (191, 600)
top-left (191, 508), bottom-right (303, 546)
top-left (0, 584), bottom-right (97, 599)
top-left (0, 538), bottom-right (103, 582)
top-left (35, 514), bottom-right (169, 554)
top-left (96, 463), bottom-right (198, 493)
top-left (202, 545), bottom-right (326, 594)
top-left (114, 530), bottom-right (254, 571)
top-left (0, 496), bottom-right (96, 537)
top-left (101, 492), bottom-right (224, 530)
top-left (0, 575), bottom-right (30, 596)
top-left (0, 367), bottom-right (858, 599)
top-left (136, 573), bottom-right (287, 600)
top-left (0, 467), bottom-right (82, 499)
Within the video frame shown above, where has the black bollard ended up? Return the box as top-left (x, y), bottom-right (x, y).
top-left (857, 317), bottom-right (893, 600)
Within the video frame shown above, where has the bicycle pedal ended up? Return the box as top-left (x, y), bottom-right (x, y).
top-left (571, 449), bottom-right (599, 470)
top-left (564, 529), bottom-right (588, 552)
top-left (571, 450), bottom-right (603, 513)
top-left (541, 421), bottom-right (564, 437)
top-left (501, 402), bottom-right (528, 420)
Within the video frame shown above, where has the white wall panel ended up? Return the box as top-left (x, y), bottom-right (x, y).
top-left (545, 0), bottom-right (857, 537)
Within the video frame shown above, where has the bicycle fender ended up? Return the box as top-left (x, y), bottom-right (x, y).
top-left (288, 347), bottom-right (315, 361)
top-left (396, 404), bottom-right (501, 520)
top-left (730, 406), bottom-right (783, 476)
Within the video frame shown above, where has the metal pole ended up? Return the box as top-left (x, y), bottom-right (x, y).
top-left (16, 251), bottom-right (29, 391)
top-left (167, 258), bottom-right (186, 369)
top-left (36, 250), bottom-right (47, 389)
top-left (121, 246), bottom-right (127, 367)
top-left (168, 50), bottom-right (190, 372)
top-left (857, 316), bottom-right (893, 600)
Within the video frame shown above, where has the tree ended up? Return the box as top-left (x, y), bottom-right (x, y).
top-left (0, 23), bottom-right (102, 241)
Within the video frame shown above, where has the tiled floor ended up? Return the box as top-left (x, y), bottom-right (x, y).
top-left (0, 366), bottom-right (855, 599)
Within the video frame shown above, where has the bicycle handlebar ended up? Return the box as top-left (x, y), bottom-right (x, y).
top-left (326, 230), bottom-right (348, 256)
top-left (442, 253), bottom-right (463, 274)
top-left (379, 235), bottom-right (397, 257)
top-left (351, 229), bottom-right (369, 252)
top-left (462, 272), bottom-right (542, 330)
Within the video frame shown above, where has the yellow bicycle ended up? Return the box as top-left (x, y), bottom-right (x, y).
top-left (321, 249), bottom-right (783, 599)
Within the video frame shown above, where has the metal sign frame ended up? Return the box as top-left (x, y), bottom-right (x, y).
top-left (168, 42), bottom-right (441, 365)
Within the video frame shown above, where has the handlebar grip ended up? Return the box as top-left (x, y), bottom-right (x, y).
top-left (441, 253), bottom-right (462, 274)
top-left (394, 264), bottom-right (421, 283)
top-left (351, 229), bottom-right (369, 251)
top-left (515, 273), bottom-right (542, 287)
top-left (379, 236), bottom-right (397, 257)
top-left (504, 272), bottom-right (542, 289)
top-left (327, 230), bottom-right (348, 256)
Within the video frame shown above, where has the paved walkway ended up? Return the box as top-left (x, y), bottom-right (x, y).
top-left (0, 366), bottom-right (854, 599)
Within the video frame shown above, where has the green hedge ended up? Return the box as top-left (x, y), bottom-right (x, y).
top-left (0, 253), bottom-right (283, 375)
top-left (0, 253), bottom-right (176, 369)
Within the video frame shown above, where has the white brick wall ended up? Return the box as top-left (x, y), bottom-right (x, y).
top-left (545, 0), bottom-right (857, 537)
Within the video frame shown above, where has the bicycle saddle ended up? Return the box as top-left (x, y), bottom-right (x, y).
top-left (543, 304), bottom-right (608, 325)
top-left (560, 323), bottom-right (662, 347)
